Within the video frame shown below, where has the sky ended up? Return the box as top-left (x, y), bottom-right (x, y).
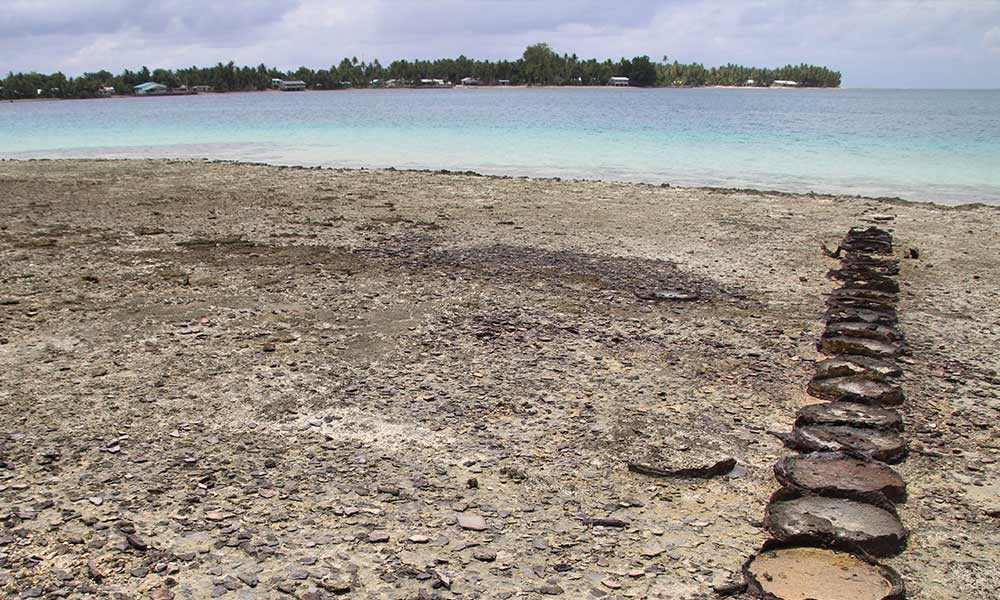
top-left (2, 0), bottom-right (999, 88)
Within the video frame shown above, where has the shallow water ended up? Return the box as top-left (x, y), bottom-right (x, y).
top-left (2, 88), bottom-right (998, 204)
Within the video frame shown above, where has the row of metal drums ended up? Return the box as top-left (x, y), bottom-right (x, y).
top-left (743, 227), bottom-right (910, 600)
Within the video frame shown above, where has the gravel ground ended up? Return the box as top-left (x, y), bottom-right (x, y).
top-left (0, 159), bottom-right (997, 599)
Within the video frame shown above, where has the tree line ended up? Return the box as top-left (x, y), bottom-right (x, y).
top-left (0, 43), bottom-right (841, 99)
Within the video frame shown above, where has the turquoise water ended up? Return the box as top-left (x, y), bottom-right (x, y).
top-left (2, 88), bottom-right (999, 204)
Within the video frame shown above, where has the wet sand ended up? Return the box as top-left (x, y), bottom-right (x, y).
top-left (0, 159), bottom-right (997, 599)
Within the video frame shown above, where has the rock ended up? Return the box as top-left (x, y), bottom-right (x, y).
top-left (583, 517), bottom-right (629, 528)
top-left (150, 588), bottom-right (175, 600)
top-left (766, 495), bottom-right (907, 557)
top-left (774, 453), bottom-right (906, 503)
top-left (627, 457), bottom-right (736, 479)
top-left (473, 549), bottom-right (497, 562)
top-left (819, 336), bottom-right (903, 359)
top-left (601, 578), bottom-right (621, 590)
top-left (408, 535), bottom-right (431, 544)
top-left (814, 356), bottom-right (902, 380)
top-left (743, 546), bottom-right (905, 600)
top-left (538, 583), bottom-right (564, 595)
top-left (806, 376), bottom-right (904, 406)
top-left (456, 513), bottom-right (487, 531)
top-left (319, 577), bottom-right (352, 594)
top-left (635, 288), bottom-right (699, 302)
top-left (775, 425), bottom-right (906, 463)
top-left (712, 578), bottom-right (747, 596)
top-left (795, 402), bottom-right (902, 431)
top-left (367, 531), bottom-right (390, 543)
top-left (87, 559), bottom-right (105, 581)
top-left (125, 534), bottom-right (148, 551)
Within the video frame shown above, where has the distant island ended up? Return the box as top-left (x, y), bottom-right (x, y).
top-left (0, 43), bottom-right (841, 100)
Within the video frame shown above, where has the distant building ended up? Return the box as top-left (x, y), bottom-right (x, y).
top-left (133, 82), bottom-right (168, 95)
top-left (609, 76), bottom-right (630, 86)
top-left (418, 78), bottom-right (450, 87)
top-left (271, 78), bottom-right (283, 89)
top-left (772, 80), bottom-right (799, 87)
top-left (745, 79), bottom-right (756, 86)
top-left (97, 86), bottom-right (116, 97)
top-left (191, 85), bottom-right (213, 93)
top-left (497, 79), bottom-right (511, 86)
top-left (460, 77), bottom-right (482, 86)
top-left (278, 80), bottom-right (307, 91)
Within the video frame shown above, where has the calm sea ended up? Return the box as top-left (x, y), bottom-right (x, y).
top-left (2, 88), bottom-right (998, 204)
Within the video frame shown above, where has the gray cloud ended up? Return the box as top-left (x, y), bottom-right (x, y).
top-left (2, 0), bottom-right (999, 88)
top-left (0, 0), bottom-right (300, 37)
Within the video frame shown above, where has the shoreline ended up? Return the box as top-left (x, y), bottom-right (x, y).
top-left (3, 156), bottom-right (994, 211)
top-left (2, 84), bottom-right (844, 104)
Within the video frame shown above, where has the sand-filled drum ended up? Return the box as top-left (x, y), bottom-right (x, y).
top-left (744, 546), bottom-right (904, 600)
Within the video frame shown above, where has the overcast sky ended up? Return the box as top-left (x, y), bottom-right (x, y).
top-left (3, 0), bottom-right (999, 88)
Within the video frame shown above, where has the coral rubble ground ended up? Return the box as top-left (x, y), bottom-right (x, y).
top-left (0, 160), bottom-right (998, 599)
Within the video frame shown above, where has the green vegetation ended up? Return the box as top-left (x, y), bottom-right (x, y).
top-left (0, 43), bottom-right (840, 99)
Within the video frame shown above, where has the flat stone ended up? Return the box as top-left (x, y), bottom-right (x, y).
top-left (819, 336), bottom-right (903, 359)
top-left (795, 402), bottom-right (903, 431)
top-left (814, 357), bottom-right (902, 380)
top-left (627, 457), bottom-right (736, 479)
top-left (774, 453), bottom-right (906, 502)
top-left (367, 531), bottom-right (390, 543)
top-left (456, 514), bottom-right (487, 531)
top-left (125, 534), bottom-right (148, 551)
top-left (806, 376), bottom-right (904, 406)
top-left (635, 288), bottom-right (699, 302)
top-left (766, 496), bottom-right (907, 557)
top-left (205, 511), bottom-right (231, 522)
top-left (776, 425), bottom-right (906, 463)
top-left (538, 583), bottom-right (564, 595)
top-left (744, 546), bottom-right (904, 600)
top-left (472, 549), bottom-right (497, 562)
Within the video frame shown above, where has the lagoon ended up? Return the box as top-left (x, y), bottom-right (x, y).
top-left (2, 87), bottom-right (998, 204)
